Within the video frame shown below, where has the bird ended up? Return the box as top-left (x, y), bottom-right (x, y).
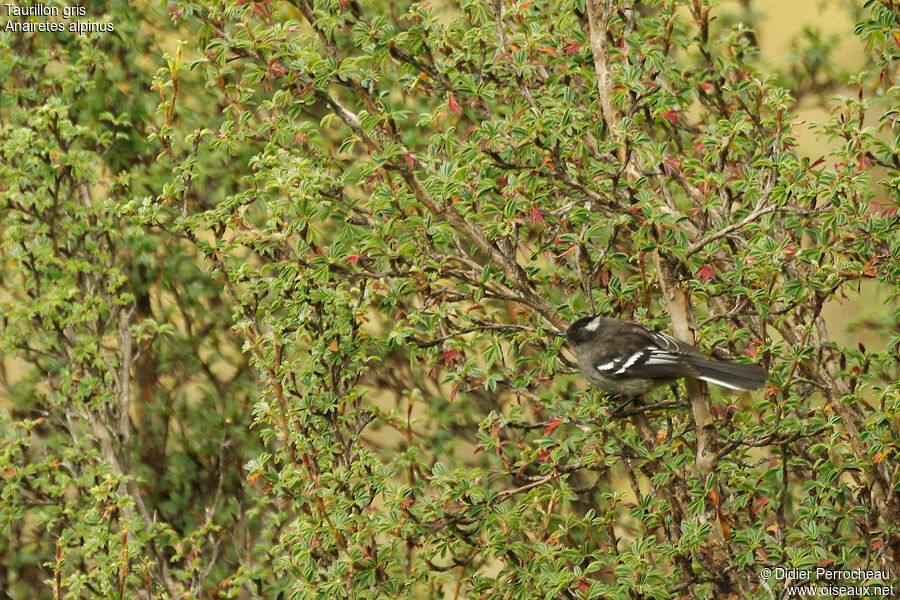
top-left (560, 315), bottom-right (767, 396)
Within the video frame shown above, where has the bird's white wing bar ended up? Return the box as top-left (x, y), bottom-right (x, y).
top-left (596, 348), bottom-right (656, 375)
top-left (596, 360), bottom-right (618, 372)
top-left (613, 352), bottom-right (645, 375)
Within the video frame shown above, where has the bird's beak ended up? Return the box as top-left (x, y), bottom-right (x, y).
top-left (555, 331), bottom-right (566, 339)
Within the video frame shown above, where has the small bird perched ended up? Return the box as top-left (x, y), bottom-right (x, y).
top-left (561, 316), bottom-right (767, 396)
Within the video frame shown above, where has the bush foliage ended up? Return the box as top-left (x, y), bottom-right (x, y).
top-left (1, 0), bottom-right (899, 598)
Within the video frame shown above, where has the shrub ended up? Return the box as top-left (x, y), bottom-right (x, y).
top-left (1, 0), bottom-right (898, 598)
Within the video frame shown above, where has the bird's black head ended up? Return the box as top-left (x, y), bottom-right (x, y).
top-left (563, 315), bottom-right (602, 345)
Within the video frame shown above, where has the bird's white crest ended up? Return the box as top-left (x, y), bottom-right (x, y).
top-left (583, 316), bottom-right (602, 332)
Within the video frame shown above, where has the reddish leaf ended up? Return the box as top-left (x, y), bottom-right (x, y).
top-left (862, 259), bottom-right (877, 278)
top-left (494, 440), bottom-right (511, 457)
top-left (345, 254), bottom-right (361, 264)
top-left (782, 242), bottom-right (796, 260)
top-left (599, 270), bottom-right (610, 287)
top-left (448, 93), bottom-right (461, 116)
top-left (405, 153), bottom-right (415, 169)
top-left (543, 418), bottom-right (564, 435)
top-left (449, 382), bottom-right (459, 403)
top-left (515, 461), bottom-right (530, 478)
top-left (529, 206), bottom-right (545, 226)
top-left (563, 43), bottom-right (583, 55)
top-left (662, 157), bottom-right (681, 176)
top-left (752, 497), bottom-right (771, 515)
top-left (440, 349), bottom-right (462, 365)
top-left (267, 59), bottom-right (286, 77)
top-left (661, 110), bottom-right (679, 124)
top-left (872, 538), bottom-right (886, 550)
top-left (696, 264), bottom-right (717, 282)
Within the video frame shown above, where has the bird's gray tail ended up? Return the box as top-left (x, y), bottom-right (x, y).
top-left (687, 356), bottom-right (767, 391)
